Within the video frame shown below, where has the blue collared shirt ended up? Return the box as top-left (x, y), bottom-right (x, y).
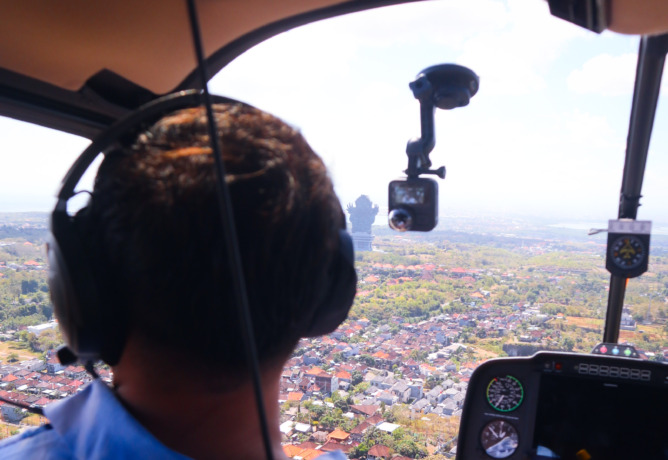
top-left (0, 380), bottom-right (347, 459)
top-left (0, 380), bottom-right (190, 459)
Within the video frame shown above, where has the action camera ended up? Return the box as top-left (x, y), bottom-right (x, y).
top-left (388, 178), bottom-right (438, 232)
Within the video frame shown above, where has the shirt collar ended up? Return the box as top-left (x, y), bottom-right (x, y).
top-left (44, 379), bottom-right (190, 459)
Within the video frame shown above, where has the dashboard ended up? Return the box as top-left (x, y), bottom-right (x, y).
top-left (456, 351), bottom-right (668, 459)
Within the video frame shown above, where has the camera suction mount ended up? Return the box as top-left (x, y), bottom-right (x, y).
top-left (388, 64), bottom-right (478, 232)
top-left (405, 64), bottom-right (479, 178)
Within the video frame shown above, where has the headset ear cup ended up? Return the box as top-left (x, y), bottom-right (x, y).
top-left (303, 229), bottom-right (357, 337)
top-left (47, 232), bottom-right (80, 352)
top-left (48, 205), bottom-right (127, 365)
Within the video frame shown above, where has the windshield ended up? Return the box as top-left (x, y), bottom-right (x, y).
top-left (0, 0), bottom-right (667, 454)
top-left (211, 2), bottom-right (667, 349)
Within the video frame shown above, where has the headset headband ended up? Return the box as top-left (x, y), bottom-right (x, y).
top-left (57, 90), bottom-right (238, 201)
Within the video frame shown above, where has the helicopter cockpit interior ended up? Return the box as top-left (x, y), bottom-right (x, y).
top-left (1, 0), bottom-right (668, 459)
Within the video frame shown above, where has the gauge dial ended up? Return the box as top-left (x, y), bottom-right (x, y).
top-left (480, 419), bottom-right (519, 459)
top-left (610, 235), bottom-right (645, 269)
top-left (486, 375), bottom-right (524, 412)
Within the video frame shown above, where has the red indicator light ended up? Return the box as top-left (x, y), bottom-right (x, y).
top-left (600, 346), bottom-right (608, 354)
top-left (555, 362), bottom-right (563, 371)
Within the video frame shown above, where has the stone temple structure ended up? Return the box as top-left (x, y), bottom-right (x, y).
top-left (346, 195), bottom-right (379, 251)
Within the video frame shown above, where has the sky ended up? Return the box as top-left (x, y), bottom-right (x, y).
top-left (1, 0), bottom-right (667, 227)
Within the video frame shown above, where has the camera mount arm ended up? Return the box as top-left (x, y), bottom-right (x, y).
top-left (389, 64), bottom-right (479, 232)
top-left (405, 64), bottom-right (479, 178)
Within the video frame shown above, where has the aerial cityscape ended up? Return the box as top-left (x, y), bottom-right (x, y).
top-left (0, 207), bottom-right (666, 458)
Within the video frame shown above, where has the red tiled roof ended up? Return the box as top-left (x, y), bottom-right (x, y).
top-left (335, 370), bottom-right (351, 380)
top-left (350, 404), bottom-right (378, 416)
top-left (369, 444), bottom-right (391, 457)
top-left (33, 397), bottom-right (51, 406)
top-left (320, 441), bottom-right (345, 452)
top-left (296, 442), bottom-right (318, 450)
top-left (350, 421), bottom-right (370, 435)
top-left (372, 351), bottom-right (390, 360)
top-left (327, 428), bottom-right (350, 441)
top-left (299, 448), bottom-right (326, 460)
top-left (366, 414), bottom-right (384, 425)
top-left (282, 444), bottom-right (304, 458)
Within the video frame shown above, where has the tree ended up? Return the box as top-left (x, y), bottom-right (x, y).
top-left (319, 414), bottom-right (337, 430)
top-left (21, 279), bottom-right (38, 295)
top-left (358, 354), bottom-right (375, 366)
top-left (424, 375), bottom-right (443, 390)
top-left (334, 397), bottom-right (350, 413)
top-left (396, 439), bottom-right (426, 458)
top-left (350, 442), bottom-right (369, 459)
top-left (308, 404), bottom-right (326, 421)
top-left (561, 337), bottom-right (575, 352)
top-left (409, 349), bottom-right (427, 362)
top-left (352, 382), bottom-right (369, 395)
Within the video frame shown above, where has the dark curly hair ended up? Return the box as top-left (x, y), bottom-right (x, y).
top-left (86, 103), bottom-right (345, 370)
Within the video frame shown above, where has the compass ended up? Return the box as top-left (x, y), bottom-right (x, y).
top-left (605, 221), bottom-right (651, 278)
top-left (610, 235), bottom-right (645, 269)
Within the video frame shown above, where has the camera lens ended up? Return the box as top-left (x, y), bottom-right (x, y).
top-left (389, 208), bottom-right (413, 232)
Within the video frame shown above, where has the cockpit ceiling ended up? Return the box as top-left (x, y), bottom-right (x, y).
top-left (0, 0), bottom-right (417, 95)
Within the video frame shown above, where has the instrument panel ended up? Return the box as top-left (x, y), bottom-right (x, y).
top-left (456, 352), bottom-right (668, 459)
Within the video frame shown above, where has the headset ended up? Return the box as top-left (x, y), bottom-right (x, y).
top-left (47, 89), bottom-right (357, 367)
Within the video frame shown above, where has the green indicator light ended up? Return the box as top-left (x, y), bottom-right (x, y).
top-left (624, 348), bottom-right (632, 356)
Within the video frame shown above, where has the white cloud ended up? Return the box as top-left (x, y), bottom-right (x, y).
top-left (456, 0), bottom-right (588, 95)
top-left (209, 0), bottom-right (513, 116)
top-left (564, 109), bottom-right (625, 150)
top-left (315, 0), bottom-right (511, 49)
top-left (426, 104), bottom-right (627, 220)
top-left (568, 53), bottom-right (638, 96)
top-left (0, 117), bottom-right (88, 211)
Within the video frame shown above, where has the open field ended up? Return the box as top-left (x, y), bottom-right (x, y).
top-left (0, 341), bottom-right (40, 363)
top-left (619, 323), bottom-right (666, 344)
top-left (565, 316), bottom-right (603, 331)
top-left (0, 423), bottom-right (22, 441)
top-left (470, 342), bottom-right (503, 359)
top-left (22, 413), bottom-right (49, 427)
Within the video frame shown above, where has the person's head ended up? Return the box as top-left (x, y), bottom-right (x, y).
top-left (79, 103), bottom-right (352, 374)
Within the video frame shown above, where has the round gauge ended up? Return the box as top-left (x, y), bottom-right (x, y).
top-left (486, 375), bottom-right (524, 412)
top-left (610, 235), bottom-right (645, 269)
top-left (480, 419), bottom-right (519, 459)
